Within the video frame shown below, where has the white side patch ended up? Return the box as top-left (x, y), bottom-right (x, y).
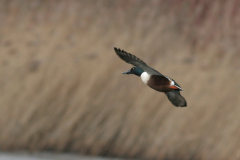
top-left (170, 80), bottom-right (175, 86)
top-left (140, 72), bottom-right (150, 84)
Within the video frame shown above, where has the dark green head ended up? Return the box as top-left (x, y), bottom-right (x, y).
top-left (122, 67), bottom-right (144, 77)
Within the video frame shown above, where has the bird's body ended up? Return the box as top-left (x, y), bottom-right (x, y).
top-left (140, 72), bottom-right (150, 84)
top-left (114, 47), bottom-right (187, 107)
top-left (140, 72), bottom-right (173, 92)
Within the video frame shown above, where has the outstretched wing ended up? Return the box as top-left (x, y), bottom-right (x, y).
top-left (165, 90), bottom-right (187, 107)
top-left (114, 48), bottom-right (162, 75)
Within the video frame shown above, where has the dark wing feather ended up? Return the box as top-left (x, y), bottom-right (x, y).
top-left (165, 90), bottom-right (187, 107)
top-left (114, 48), bottom-right (162, 75)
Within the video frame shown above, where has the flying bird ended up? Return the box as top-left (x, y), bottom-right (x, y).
top-left (114, 47), bottom-right (187, 107)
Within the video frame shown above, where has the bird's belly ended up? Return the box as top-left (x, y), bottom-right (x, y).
top-left (147, 84), bottom-right (173, 92)
top-left (146, 75), bottom-right (173, 92)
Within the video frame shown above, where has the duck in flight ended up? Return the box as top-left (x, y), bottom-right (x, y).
top-left (114, 47), bottom-right (187, 107)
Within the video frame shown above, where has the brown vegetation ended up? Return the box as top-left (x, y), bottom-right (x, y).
top-left (0, 0), bottom-right (240, 159)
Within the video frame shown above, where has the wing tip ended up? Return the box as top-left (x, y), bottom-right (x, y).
top-left (114, 47), bottom-right (124, 53)
top-left (165, 91), bottom-right (187, 107)
top-left (114, 47), bottom-right (128, 58)
top-left (114, 47), bottom-right (121, 54)
top-left (180, 102), bottom-right (187, 107)
top-left (114, 47), bottom-right (120, 50)
top-left (114, 47), bottom-right (147, 67)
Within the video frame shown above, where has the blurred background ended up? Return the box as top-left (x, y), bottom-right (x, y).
top-left (0, 0), bottom-right (240, 160)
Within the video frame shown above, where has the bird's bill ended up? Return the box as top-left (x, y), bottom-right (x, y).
top-left (122, 69), bottom-right (132, 74)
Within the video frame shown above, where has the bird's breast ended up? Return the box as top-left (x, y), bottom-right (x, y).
top-left (140, 72), bottom-right (150, 84)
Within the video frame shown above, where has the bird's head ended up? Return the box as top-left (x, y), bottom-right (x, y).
top-left (122, 67), bottom-right (144, 77)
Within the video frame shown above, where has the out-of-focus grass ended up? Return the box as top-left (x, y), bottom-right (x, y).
top-left (0, 0), bottom-right (240, 160)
